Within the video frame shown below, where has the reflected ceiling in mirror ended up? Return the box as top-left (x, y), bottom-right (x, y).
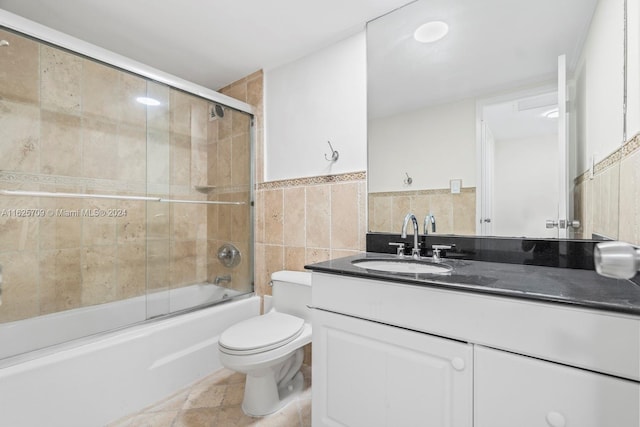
top-left (367, 0), bottom-right (597, 119)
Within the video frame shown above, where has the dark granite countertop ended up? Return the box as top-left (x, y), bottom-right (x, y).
top-left (305, 253), bottom-right (640, 316)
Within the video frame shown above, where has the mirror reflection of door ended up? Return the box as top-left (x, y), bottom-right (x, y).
top-left (478, 87), bottom-right (560, 238)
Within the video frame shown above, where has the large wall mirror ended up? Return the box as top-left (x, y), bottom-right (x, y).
top-left (367, 0), bottom-right (631, 241)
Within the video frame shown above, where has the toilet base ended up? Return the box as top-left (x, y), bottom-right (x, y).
top-left (240, 349), bottom-right (305, 417)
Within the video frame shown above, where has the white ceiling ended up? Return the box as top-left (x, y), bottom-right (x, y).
top-left (0, 0), bottom-right (411, 90)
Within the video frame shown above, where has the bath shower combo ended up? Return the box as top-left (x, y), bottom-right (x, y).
top-left (0, 9), bottom-right (257, 426)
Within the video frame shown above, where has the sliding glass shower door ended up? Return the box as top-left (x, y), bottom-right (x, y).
top-left (0, 25), bottom-right (254, 360)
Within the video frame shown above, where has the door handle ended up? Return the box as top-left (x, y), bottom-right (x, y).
top-left (547, 219), bottom-right (580, 229)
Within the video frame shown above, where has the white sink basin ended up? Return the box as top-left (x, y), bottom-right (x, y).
top-left (352, 259), bottom-right (452, 275)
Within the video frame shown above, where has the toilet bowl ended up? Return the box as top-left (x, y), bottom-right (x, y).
top-left (218, 270), bottom-right (312, 416)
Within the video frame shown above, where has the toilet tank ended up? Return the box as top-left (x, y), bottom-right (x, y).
top-left (271, 270), bottom-right (312, 322)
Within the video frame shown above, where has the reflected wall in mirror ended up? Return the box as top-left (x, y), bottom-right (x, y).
top-left (367, 0), bottom-right (633, 241)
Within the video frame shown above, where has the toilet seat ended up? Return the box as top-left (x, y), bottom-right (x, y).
top-left (219, 312), bottom-right (305, 355)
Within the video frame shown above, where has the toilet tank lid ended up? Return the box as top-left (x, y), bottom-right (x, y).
top-left (271, 270), bottom-right (312, 286)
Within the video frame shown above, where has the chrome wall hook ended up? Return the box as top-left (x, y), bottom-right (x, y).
top-left (324, 141), bottom-right (339, 162)
top-left (404, 172), bottom-right (413, 185)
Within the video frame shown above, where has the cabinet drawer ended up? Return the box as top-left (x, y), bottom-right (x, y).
top-left (475, 346), bottom-right (640, 427)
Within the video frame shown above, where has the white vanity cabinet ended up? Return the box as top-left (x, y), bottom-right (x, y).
top-left (311, 271), bottom-right (640, 427)
top-left (313, 308), bottom-right (473, 427)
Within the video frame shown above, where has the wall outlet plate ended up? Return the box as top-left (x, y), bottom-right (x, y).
top-left (450, 179), bottom-right (462, 194)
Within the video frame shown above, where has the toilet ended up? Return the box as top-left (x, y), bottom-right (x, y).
top-left (218, 270), bottom-right (312, 416)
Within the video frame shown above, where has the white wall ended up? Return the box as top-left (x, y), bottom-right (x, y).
top-left (573, 0), bottom-right (625, 173)
top-left (368, 98), bottom-right (476, 193)
top-left (264, 32), bottom-right (367, 181)
top-left (493, 134), bottom-right (558, 238)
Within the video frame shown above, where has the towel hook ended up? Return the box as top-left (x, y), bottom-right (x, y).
top-left (404, 172), bottom-right (413, 185)
top-left (324, 141), bottom-right (339, 162)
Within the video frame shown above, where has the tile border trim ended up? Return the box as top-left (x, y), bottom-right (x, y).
top-left (257, 171), bottom-right (366, 190)
top-left (574, 132), bottom-right (640, 185)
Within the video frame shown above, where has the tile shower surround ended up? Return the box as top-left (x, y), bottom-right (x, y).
top-left (0, 28), bottom-right (252, 323)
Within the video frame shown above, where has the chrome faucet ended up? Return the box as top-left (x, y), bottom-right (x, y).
top-left (401, 213), bottom-right (421, 259)
top-left (424, 213), bottom-right (436, 234)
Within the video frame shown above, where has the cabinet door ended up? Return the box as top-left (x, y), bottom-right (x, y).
top-left (312, 309), bottom-right (473, 427)
top-left (475, 346), bottom-right (640, 427)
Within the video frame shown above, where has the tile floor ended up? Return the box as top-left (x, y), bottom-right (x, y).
top-left (108, 365), bottom-right (311, 427)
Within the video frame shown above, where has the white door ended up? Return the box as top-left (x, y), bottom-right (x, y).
top-left (477, 54), bottom-right (570, 238)
top-left (478, 121), bottom-right (494, 235)
top-left (313, 309), bottom-right (473, 427)
top-left (478, 89), bottom-right (560, 238)
top-left (557, 54), bottom-right (569, 238)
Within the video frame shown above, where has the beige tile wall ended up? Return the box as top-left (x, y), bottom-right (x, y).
top-left (0, 29), bottom-right (253, 324)
top-left (574, 133), bottom-right (639, 244)
top-left (369, 188), bottom-right (476, 235)
top-left (254, 176), bottom-right (367, 297)
top-left (619, 144), bottom-right (640, 245)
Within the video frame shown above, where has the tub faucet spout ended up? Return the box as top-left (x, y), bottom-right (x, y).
top-left (214, 275), bottom-right (231, 285)
top-left (401, 213), bottom-right (421, 259)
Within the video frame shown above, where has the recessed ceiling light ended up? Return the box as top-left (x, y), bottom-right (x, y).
top-left (543, 108), bottom-right (559, 119)
top-left (414, 21), bottom-right (449, 43)
top-left (136, 96), bottom-right (161, 106)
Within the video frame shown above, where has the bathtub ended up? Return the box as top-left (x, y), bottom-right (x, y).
top-left (0, 282), bottom-right (243, 360)
top-left (0, 291), bottom-right (260, 427)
